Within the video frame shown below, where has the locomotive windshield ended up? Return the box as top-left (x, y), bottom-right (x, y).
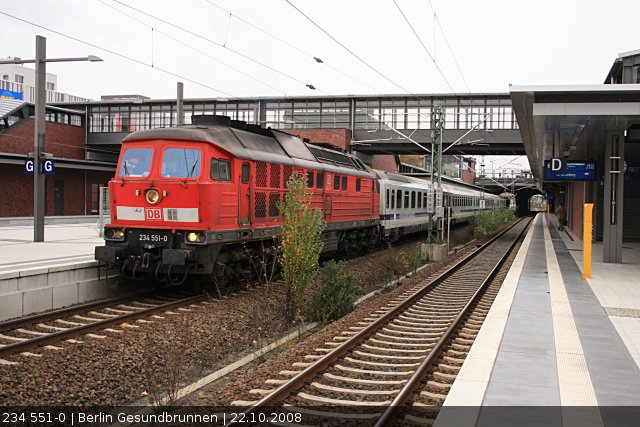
top-left (120, 148), bottom-right (152, 177)
top-left (161, 148), bottom-right (201, 178)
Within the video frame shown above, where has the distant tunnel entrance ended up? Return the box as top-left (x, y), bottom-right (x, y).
top-left (516, 188), bottom-right (542, 216)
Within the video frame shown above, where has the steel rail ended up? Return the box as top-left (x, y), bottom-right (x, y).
top-left (0, 290), bottom-right (157, 333)
top-left (375, 217), bottom-right (532, 426)
top-left (228, 218), bottom-right (528, 424)
top-left (0, 294), bottom-right (207, 358)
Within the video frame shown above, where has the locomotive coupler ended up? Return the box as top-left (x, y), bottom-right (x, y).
top-left (141, 252), bottom-right (151, 269)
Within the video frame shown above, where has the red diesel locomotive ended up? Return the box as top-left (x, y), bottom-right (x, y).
top-left (95, 116), bottom-right (380, 285)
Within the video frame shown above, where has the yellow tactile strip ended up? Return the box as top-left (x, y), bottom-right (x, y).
top-left (543, 216), bottom-right (603, 420)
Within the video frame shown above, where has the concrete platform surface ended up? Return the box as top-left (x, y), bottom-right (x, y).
top-left (0, 222), bottom-right (102, 272)
top-left (438, 214), bottom-right (640, 427)
top-left (0, 220), bottom-right (119, 321)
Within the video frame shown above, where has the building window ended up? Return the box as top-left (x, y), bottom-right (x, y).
top-left (2, 74), bottom-right (8, 81)
top-left (46, 82), bottom-right (55, 91)
top-left (14, 74), bottom-right (23, 83)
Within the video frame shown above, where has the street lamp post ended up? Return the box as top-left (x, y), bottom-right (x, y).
top-left (0, 35), bottom-right (102, 242)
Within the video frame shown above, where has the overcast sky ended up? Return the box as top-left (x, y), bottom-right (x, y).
top-left (2, 0), bottom-right (639, 171)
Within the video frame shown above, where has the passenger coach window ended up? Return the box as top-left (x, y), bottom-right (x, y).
top-left (356, 178), bottom-right (361, 192)
top-left (404, 192), bottom-right (410, 209)
top-left (120, 147), bottom-right (152, 177)
top-left (342, 176), bottom-right (347, 190)
top-left (386, 189), bottom-right (390, 208)
top-left (317, 172), bottom-right (324, 189)
top-left (397, 190), bottom-right (402, 208)
top-left (334, 176), bottom-right (340, 190)
top-left (307, 171), bottom-right (314, 188)
top-left (418, 192), bottom-right (422, 208)
top-left (162, 148), bottom-right (201, 178)
top-left (411, 191), bottom-right (416, 208)
top-left (210, 158), bottom-right (231, 181)
top-left (391, 190), bottom-right (395, 209)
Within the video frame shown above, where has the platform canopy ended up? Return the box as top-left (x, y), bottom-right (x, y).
top-left (510, 84), bottom-right (640, 186)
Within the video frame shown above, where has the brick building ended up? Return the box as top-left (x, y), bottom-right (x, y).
top-left (0, 100), bottom-right (114, 217)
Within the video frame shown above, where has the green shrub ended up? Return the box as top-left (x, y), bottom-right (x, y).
top-left (472, 208), bottom-right (515, 238)
top-left (308, 261), bottom-right (360, 323)
top-left (280, 172), bottom-right (325, 322)
top-left (411, 243), bottom-right (423, 276)
top-left (383, 245), bottom-right (409, 280)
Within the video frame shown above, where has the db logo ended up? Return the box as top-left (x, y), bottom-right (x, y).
top-left (145, 208), bottom-right (162, 220)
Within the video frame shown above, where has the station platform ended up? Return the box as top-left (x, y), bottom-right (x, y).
top-left (0, 222), bottom-right (102, 272)
top-left (438, 213), bottom-right (640, 426)
top-left (0, 220), bottom-right (119, 321)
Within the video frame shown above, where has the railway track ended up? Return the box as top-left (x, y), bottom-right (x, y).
top-left (0, 291), bottom-right (210, 363)
top-left (229, 218), bottom-right (531, 426)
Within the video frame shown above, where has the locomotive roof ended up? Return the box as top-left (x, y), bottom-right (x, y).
top-left (123, 124), bottom-right (374, 178)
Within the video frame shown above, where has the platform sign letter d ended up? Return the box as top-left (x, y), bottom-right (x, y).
top-left (551, 158), bottom-right (563, 171)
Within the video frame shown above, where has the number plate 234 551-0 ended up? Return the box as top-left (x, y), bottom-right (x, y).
top-left (132, 231), bottom-right (172, 247)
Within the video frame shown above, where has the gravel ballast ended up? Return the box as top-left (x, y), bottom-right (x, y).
top-left (0, 225), bottom-right (475, 406)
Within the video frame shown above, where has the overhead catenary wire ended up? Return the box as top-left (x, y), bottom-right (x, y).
top-left (284, 0), bottom-right (419, 97)
top-left (426, 0), bottom-right (471, 94)
top-left (97, 0), bottom-right (287, 95)
top-left (111, 0), bottom-right (330, 95)
top-left (204, 0), bottom-right (383, 94)
top-left (391, 0), bottom-right (457, 95)
top-left (0, 10), bottom-right (236, 98)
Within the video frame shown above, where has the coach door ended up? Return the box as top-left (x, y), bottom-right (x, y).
top-left (239, 162), bottom-right (251, 225)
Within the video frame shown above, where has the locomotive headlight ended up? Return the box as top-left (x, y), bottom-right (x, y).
top-left (186, 232), bottom-right (207, 244)
top-left (145, 189), bottom-right (160, 204)
top-left (104, 227), bottom-right (125, 241)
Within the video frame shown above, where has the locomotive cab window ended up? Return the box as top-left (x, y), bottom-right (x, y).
top-left (162, 148), bottom-right (201, 178)
top-left (120, 147), bottom-right (152, 177)
top-left (241, 163), bottom-right (250, 184)
top-left (307, 171), bottom-right (314, 188)
top-left (356, 178), bottom-right (361, 192)
top-left (210, 158), bottom-right (231, 181)
top-left (341, 176), bottom-right (347, 190)
top-left (334, 175), bottom-right (340, 190)
top-left (316, 172), bottom-right (324, 189)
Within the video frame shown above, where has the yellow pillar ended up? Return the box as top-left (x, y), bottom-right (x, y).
top-left (583, 203), bottom-right (593, 280)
